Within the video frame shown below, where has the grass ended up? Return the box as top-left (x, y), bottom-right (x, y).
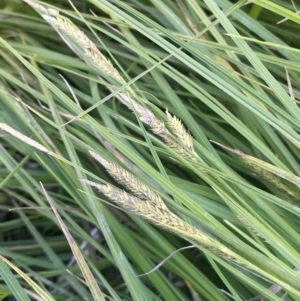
top-left (0, 0), bottom-right (300, 300)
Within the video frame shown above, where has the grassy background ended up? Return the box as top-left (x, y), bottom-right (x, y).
top-left (1, 0), bottom-right (300, 300)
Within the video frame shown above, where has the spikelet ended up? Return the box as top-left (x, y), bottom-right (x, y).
top-left (118, 93), bottom-right (195, 160)
top-left (23, 0), bottom-right (59, 16)
top-left (42, 15), bottom-right (125, 85)
top-left (79, 180), bottom-right (233, 257)
top-left (80, 179), bottom-right (251, 267)
top-left (237, 215), bottom-right (262, 238)
top-left (0, 123), bottom-right (50, 154)
top-left (212, 142), bottom-right (300, 205)
top-left (247, 164), bottom-right (300, 204)
top-left (89, 151), bottom-right (169, 212)
top-left (165, 109), bottom-right (194, 152)
top-left (24, 1), bottom-right (125, 84)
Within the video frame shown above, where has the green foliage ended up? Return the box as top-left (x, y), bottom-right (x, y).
top-left (0, 0), bottom-right (300, 300)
